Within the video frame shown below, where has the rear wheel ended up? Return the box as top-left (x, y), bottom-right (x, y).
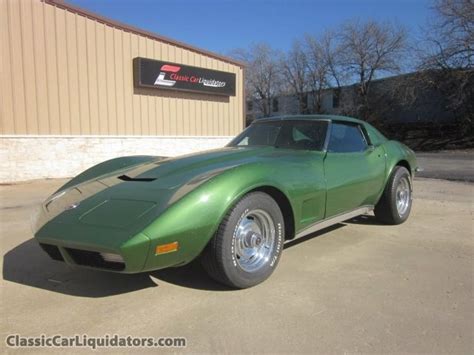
top-left (374, 166), bottom-right (412, 224)
top-left (201, 192), bottom-right (285, 289)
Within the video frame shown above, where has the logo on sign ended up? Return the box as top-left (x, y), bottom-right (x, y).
top-left (154, 64), bottom-right (226, 88)
top-left (154, 64), bottom-right (181, 87)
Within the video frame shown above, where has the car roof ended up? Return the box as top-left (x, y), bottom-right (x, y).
top-left (254, 114), bottom-right (365, 125)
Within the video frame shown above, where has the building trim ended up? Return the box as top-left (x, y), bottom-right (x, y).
top-left (0, 135), bottom-right (234, 139)
top-left (243, 67), bottom-right (247, 127)
top-left (43, 0), bottom-right (245, 68)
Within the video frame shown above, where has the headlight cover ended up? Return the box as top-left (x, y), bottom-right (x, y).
top-left (30, 189), bottom-right (74, 234)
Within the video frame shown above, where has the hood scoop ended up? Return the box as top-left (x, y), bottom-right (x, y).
top-left (118, 175), bottom-right (157, 182)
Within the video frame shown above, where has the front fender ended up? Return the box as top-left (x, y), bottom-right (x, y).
top-left (140, 163), bottom-right (294, 271)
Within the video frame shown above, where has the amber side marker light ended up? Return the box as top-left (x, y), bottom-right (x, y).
top-left (155, 241), bottom-right (179, 255)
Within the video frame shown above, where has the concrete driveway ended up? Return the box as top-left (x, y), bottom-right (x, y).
top-left (0, 178), bottom-right (472, 353)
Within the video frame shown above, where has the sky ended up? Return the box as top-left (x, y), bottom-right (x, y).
top-left (68, 0), bottom-right (432, 56)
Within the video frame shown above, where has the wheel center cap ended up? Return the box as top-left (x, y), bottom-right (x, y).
top-left (246, 232), bottom-right (263, 248)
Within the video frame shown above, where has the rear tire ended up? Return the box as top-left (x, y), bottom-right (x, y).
top-left (201, 192), bottom-right (285, 289)
top-left (374, 166), bottom-right (412, 225)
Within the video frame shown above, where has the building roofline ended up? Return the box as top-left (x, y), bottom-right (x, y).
top-left (250, 69), bottom-right (474, 102)
top-left (43, 0), bottom-right (245, 68)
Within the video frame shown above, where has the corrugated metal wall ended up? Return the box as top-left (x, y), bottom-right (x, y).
top-left (0, 0), bottom-right (244, 136)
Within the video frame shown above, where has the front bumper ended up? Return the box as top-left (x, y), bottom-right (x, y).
top-left (35, 223), bottom-right (195, 273)
top-left (39, 243), bottom-right (126, 271)
top-left (35, 220), bottom-right (152, 273)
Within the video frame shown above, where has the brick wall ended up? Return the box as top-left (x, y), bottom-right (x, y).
top-left (0, 136), bottom-right (232, 183)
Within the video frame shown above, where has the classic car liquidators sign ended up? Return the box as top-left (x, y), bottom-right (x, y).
top-left (134, 57), bottom-right (236, 96)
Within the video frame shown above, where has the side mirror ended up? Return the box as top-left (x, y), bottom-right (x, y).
top-left (366, 145), bottom-right (375, 153)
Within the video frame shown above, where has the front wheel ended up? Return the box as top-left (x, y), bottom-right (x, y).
top-left (374, 166), bottom-right (412, 225)
top-left (201, 192), bottom-right (285, 289)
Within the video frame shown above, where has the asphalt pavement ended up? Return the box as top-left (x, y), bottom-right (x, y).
top-left (416, 150), bottom-right (473, 182)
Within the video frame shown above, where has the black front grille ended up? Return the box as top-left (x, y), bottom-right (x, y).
top-left (65, 248), bottom-right (125, 271)
top-left (39, 243), bottom-right (64, 261)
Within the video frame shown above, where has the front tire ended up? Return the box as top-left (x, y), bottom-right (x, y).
top-left (374, 166), bottom-right (412, 225)
top-left (201, 192), bottom-right (285, 289)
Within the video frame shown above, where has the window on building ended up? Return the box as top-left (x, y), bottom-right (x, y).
top-left (247, 101), bottom-right (253, 111)
top-left (296, 93), bottom-right (309, 114)
top-left (327, 122), bottom-right (368, 153)
top-left (301, 94), bottom-right (308, 113)
top-left (332, 89), bottom-right (340, 108)
top-left (272, 98), bottom-right (279, 112)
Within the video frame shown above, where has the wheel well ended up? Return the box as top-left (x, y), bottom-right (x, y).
top-left (396, 160), bottom-right (412, 175)
top-left (250, 186), bottom-right (295, 240)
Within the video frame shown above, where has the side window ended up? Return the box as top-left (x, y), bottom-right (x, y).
top-left (288, 122), bottom-right (328, 150)
top-left (365, 124), bottom-right (387, 146)
top-left (273, 121), bottom-right (328, 151)
top-left (327, 123), bottom-right (368, 153)
top-left (237, 124), bottom-right (281, 146)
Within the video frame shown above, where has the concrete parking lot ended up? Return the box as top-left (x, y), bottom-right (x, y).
top-left (416, 150), bottom-right (474, 182)
top-left (0, 176), bottom-right (472, 354)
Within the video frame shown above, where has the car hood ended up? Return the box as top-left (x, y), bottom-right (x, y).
top-left (116, 146), bottom-right (271, 188)
top-left (34, 147), bottom-right (277, 237)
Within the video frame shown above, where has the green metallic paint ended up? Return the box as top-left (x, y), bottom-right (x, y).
top-left (56, 155), bottom-right (160, 193)
top-left (34, 115), bottom-right (417, 274)
top-left (324, 149), bottom-right (385, 216)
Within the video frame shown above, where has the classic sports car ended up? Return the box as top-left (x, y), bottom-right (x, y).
top-left (33, 115), bottom-right (417, 288)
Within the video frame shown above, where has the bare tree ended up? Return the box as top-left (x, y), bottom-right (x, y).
top-left (230, 43), bottom-right (282, 117)
top-left (280, 40), bottom-right (310, 114)
top-left (304, 35), bottom-right (330, 113)
top-left (419, 0), bottom-right (474, 69)
top-left (319, 30), bottom-right (348, 89)
top-left (414, 0), bottom-right (474, 138)
top-left (339, 20), bottom-right (407, 100)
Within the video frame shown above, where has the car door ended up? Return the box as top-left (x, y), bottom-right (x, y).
top-left (323, 121), bottom-right (386, 218)
top-left (271, 120), bottom-right (329, 228)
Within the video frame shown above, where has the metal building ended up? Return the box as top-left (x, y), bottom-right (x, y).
top-left (0, 0), bottom-right (245, 182)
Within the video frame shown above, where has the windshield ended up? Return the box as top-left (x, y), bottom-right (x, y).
top-left (228, 120), bottom-right (329, 151)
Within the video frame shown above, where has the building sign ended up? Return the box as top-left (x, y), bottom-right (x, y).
top-left (134, 57), bottom-right (236, 96)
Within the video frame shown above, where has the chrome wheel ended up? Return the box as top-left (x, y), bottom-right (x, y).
top-left (396, 177), bottom-right (411, 216)
top-left (234, 209), bottom-right (276, 273)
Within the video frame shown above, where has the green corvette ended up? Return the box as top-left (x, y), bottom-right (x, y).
top-left (33, 115), bottom-right (417, 288)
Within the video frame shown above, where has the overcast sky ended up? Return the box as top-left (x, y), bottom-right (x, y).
top-left (68, 0), bottom-right (432, 56)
